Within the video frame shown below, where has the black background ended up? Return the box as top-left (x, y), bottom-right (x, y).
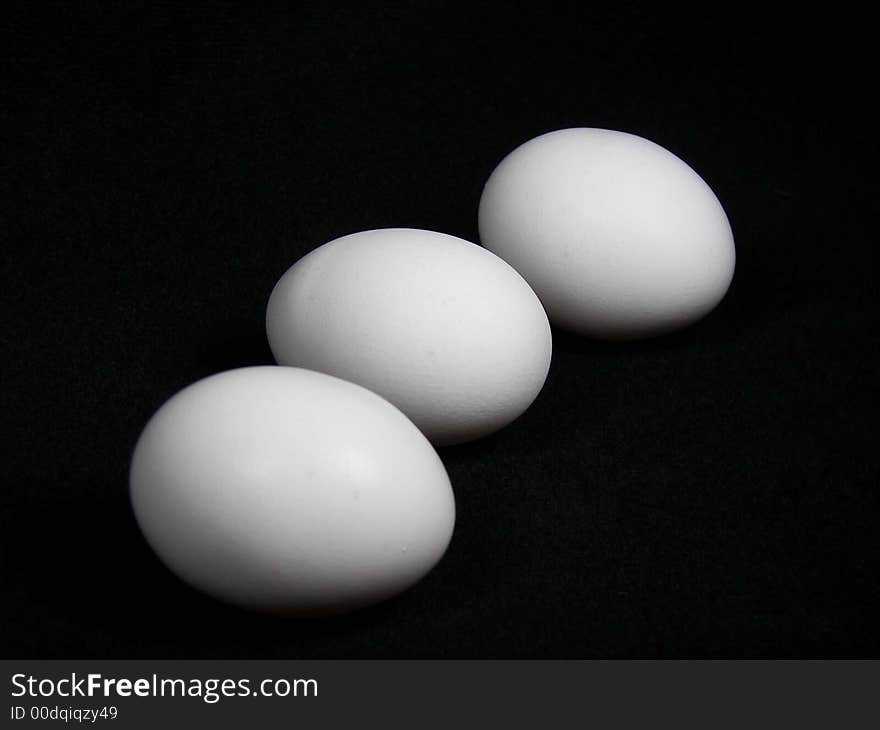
top-left (3, 3), bottom-right (877, 658)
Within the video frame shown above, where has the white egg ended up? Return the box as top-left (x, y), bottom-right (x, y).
top-left (479, 128), bottom-right (736, 339)
top-left (266, 228), bottom-right (552, 445)
top-left (129, 366), bottom-right (455, 615)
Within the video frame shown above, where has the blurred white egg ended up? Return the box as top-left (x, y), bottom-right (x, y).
top-left (130, 366), bottom-right (455, 615)
top-left (266, 228), bottom-right (552, 445)
top-left (479, 128), bottom-right (736, 339)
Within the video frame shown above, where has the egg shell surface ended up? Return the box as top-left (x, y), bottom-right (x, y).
top-left (266, 228), bottom-right (552, 445)
top-left (478, 128), bottom-right (736, 339)
top-left (129, 366), bottom-right (455, 615)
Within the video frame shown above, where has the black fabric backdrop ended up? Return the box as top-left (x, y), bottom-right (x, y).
top-left (2, 3), bottom-right (877, 658)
